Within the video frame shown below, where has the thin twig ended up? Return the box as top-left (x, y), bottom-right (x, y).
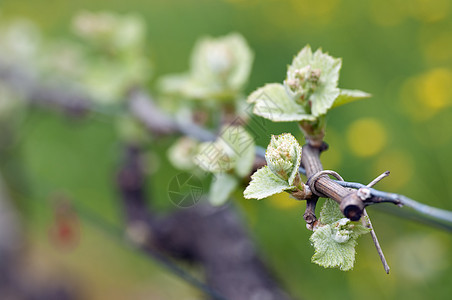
top-left (364, 172), bottom-right (391, 274)
top-left (367, 171), bottom-right (390, 188)
top-left (335, 180), bottom-right (452, 225)
top-left (362, 209), bottom-right (390, 274)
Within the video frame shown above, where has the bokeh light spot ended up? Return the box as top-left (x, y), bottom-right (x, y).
top-left (421, 31), bottom-right (452, 64)
top-left (347, 118), bottom-right (387, 157)
top-left (399, 68), bottom-right (452, 121)
top-left (369, 0), bottom-right (407, 27)
top-left (409, 0), bottom-right (451, 23)
top-left (391, 234), bottom-right (448, 282)
top-left (269, 193), bottom-right (299, 210)
top-left (417, 68), bottom-right (452, 110)
top-left (374, 149), bottom-right (414, 190)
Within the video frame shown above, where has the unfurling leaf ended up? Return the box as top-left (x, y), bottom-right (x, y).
top-left (191, 33), bottom-right (253, 93)
top-left (332, 89), bottom-right (371, 109)
top-left (318, 197), bottom-right (343, 225)
top-left (167, 137), bottom-right (200, 171)
top-left (310, 199), bottom-right (370, 271)
top-left (247, 83), bottom-right (314, 122)
top-left (193, 126), bottom-right (255, 205)
top-left (244, 133), bottom-right (302, 200)
top-left (69, 11), bottom-right (151, 104)
top-left (194, 125), bottom-right (255, 176)
top-left (247, 45), bottom-right (370, 122)
top-left (265, 133), bottom-right (302, 185)
top-left (244, 166), bottom-right (292, 200)
top-left (285, 45), bottom-right (341, 117)
top-left (219, 125), bottom-right (255, 178)
top-left (159, 33), bottom-right (253, 102)
top-left (310, 223), bottom-right (357, 271)
top-left (209, 173), bottom-right (239, 206)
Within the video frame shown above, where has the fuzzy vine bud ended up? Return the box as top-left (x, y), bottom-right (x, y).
top-left (287, 65), bottom-right (322, 105)
top-left (204, 43), bottom-right (234, 77)
top-left (265, 133), bottom-right (302, 185)
top-left (310, 199), bottom-right (371, 271)
top-left (332, 218), bottom-right (352, 243)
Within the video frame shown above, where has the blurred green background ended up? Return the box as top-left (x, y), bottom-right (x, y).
top-left (1, 0), bottom-right (452, 299)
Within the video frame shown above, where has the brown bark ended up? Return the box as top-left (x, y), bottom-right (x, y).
top-left (117, 146), bottom-right (292, 300)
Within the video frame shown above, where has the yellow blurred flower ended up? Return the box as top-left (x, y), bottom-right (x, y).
top-left (374, 149), bottom-right (414, 190)
top-left (346, 118), bottom-right (387, 157)
top-left (417, 68), bottom-right (452, 110)
top-left (408, 0), bottom-right (451, 23)
top-left (420, 29), bottom-right (452, 64)
top-left (369, 0), bottom-right (450, 27)
top-left (369, 0), bottom-right (408, 27)
top-left (400, 68), bottom-right (452, 121)
top-left (269, 193), bottom-right (299, 210)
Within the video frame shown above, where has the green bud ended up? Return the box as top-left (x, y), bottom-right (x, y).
top-left (332, 218), bottom-right (352, 243)
top-left (72, 11), bottom-right (117, 41)
top-left (286, 65), bottom-right (322, 105)
top-left (310, 199), bottom-right (371, 271)
top-left (167, 137), bottom-right (199, 171)
top-left (159, 33), bottom-right (253, 102)
top-left (191, 33), bottom-right (254, 93)
top-left (247, 45), bottom-right (370, 124)
top-left (265, 133), bottom-right (302, 185)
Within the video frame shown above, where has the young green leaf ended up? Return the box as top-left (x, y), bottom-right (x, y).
top-left (195, 141), bottom-right (234, 173)
top-left (319, 198), bottom-right (343, 225)
top-left (209, 173), bottom-right (239, 206)
top-left (159, 33), bottom-right (253, 102)
top-left (286, 46), bottom-right (341, 117)
top-left (247, 83), bottom-right (314, 122)
top-left (265, 133), bottom-right (302, 185)
top-left (218, 126), bottom-right (255, 178)
top-left (244, 166), bottom-right (292, 200)
top-left (247, 45), bottom-right (369, 123)
top-left (310, 223), bottom-right (358, 271)
top-left (194, 126), bottom-right (255, 205)
top-left (69, 11), bottom-right (151, 104)
top-left (194, 125), bottom-right (255, 176)
top-left (167, 137), bottom-right (200, 171)
top-left (191, 33), bottom-right (253, 93)
top-left (244, 133), bottom-right (303, 200)
top-left (310, 199), bottom-right (370, 271)
top-left (331, 89), bottom-right (371, 109)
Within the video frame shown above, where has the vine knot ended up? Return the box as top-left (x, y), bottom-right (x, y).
top-left (307, 170), bottom-right (344, 198)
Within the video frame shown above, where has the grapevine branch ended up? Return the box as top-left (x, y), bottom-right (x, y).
top-left (117, 145), bottom-right (290, 300)
top-left (335, 180), bottom-right (452, 223)
top-left (129, 91), bottom-right (452, 226)
top-left (1, 63), bottom-right (451, 226)
top-left (0, 172), bottom-right (76, 299)
top-left (2, 62), bottom-right (452, 287)
top-left (0, 64), bottom-right (291, 300)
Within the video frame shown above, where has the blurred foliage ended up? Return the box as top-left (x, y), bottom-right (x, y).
top-left (1, 0), bottom-right (452, 299)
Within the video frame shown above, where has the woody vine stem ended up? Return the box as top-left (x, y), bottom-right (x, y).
top-left (1, 14), bottom-right (452, 278)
